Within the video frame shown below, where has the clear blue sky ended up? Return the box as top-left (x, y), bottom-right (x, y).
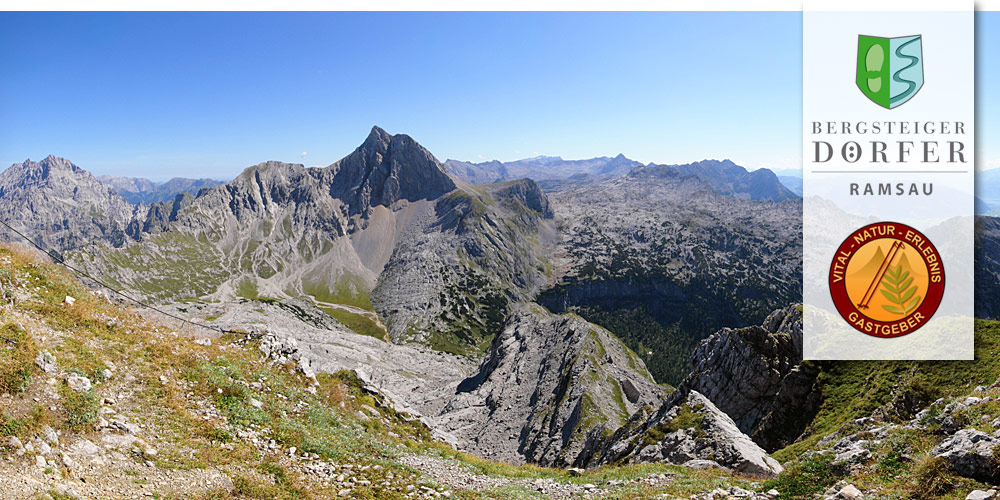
top-left (0, 12), bottom-right (996, 180)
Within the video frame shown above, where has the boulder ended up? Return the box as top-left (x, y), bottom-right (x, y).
top-left (35, 351), bottom-right (58, 374)
top-left (967, 490), bottom-right (999, 500)
top-left (66, 373), bottom-right (92, 392)
top-left (71, 438), bottom-right (101, 457)
top-left (41, 425), bottom-right (59, 445)
top-left (827, 483), bottom-right (864, 499)
top-left (932, 429), bottom-right (1000, 483)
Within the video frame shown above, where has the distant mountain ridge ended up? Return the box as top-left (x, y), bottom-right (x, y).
top-left (661, 159), bottom-right (797, 202)
top-left (448, 155), bottom-right (798, 203)
top-left (97, 175), bottom-right (225, 204)
top-left (444, 154), bottom-right (641, 190)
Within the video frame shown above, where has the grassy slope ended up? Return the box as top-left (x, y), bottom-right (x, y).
top-left (764, 320), bottom-right (1000, 500)
top-left (776, 320), bottom-right (1000, 462)
top-left (0, 244), bottom-right (752, 500)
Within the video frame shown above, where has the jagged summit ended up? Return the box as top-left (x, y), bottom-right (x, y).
top-left (333, 125), bottom-right (456, 214)
top-left (234, 159), bottom-right (306, 181)
top-left (1, 155), bottom-right (84, 186)
top-left (362, 124), bottom-right (393, 148)
top-left (0, 155), bottom-right (140, 250)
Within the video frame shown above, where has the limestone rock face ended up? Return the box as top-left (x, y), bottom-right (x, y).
top-left (0, 155), bottom-right (144, 250)
top-left (679, 305), bottom-right (819, 451)
top-left (142, 193), bottom-right (195, 234)
top-left (372, 178), bottom-right (556, 347)
top-left (432, 304), bottom-right (666, 467)
top-left (586, 389), bottom-right (784, 477)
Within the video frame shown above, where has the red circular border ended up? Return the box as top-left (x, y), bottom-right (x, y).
top-left (829, 221), bottom-right (945, 338)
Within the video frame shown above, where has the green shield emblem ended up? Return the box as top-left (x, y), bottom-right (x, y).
top-left (856, 35), bottom-right (924, 109)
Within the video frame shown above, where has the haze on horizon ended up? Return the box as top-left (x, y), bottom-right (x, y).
top-left (0, 11), bottom-right (997, 181)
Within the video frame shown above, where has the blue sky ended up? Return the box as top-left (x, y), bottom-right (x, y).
top-left (0, 11), bottom-right (995, 180)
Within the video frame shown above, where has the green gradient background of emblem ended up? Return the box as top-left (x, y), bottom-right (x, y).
top-left (856, 35), bottom-right (924, 109)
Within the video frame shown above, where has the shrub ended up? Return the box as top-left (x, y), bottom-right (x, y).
top-left (904, 456), bottom-right (957, 499)
top-left (61, 387), bottom-right (100, 428)
top-left (763, 453), bottom-right (841, 500)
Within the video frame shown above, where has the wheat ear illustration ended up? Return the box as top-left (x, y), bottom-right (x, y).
top-left (879, 263), bottom-right (921, 315)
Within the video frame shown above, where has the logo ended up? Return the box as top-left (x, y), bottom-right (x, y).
top-left (856, 34), bottom-right (924, 109)
top-left (829, 222), bottom-right (944, 338)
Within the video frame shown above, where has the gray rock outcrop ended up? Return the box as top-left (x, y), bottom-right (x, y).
top-left (932, 429), bottom-right (1000, 483)
top-left (679, 304), bottom-right (819, 451)
top-left (433, 304), bottom-right (666, 467)
top-left (585, 389), bottom-right (784, 477)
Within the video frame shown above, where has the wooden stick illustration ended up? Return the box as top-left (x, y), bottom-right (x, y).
top-left (857, 241), bottom-right (904, 310)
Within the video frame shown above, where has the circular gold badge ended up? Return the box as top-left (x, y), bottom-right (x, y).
top-left (829, 222), bottom-right (944, 338)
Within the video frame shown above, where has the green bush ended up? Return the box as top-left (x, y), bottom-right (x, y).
top-left (904, 457), bottom-right (957, 499)
top-left (61, 388), bottom-right (100, 428)
top-left (763, 453), bottom-right (842, 500)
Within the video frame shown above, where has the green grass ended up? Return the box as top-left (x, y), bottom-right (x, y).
top-left (0, 404), bottom-right (47, 440)
top-left (0, 323), bottom-right (37, 394)
top-left (774, 319), bottom-right (1000, 462)
top-left (643, 403), bottom-right (705, 446)
top-left (60, 386), bottom-right (100, 429)
top-left (236, 278), bottom-right (260, 300)
top-left (763, 453), bottom-right (841, 500)
top-left (94, 231), bottom-right (229, 300)
top-left (321, 308), bottom-right (387, 342)
top-left (303, 272), bottom-right (373, 311)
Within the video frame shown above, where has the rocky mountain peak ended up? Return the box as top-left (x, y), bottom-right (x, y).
top-left (0, 156), bottom-right (140, 250)
top-left (361, 124), bottom-right (393, 150)
top-left (1, 155), bottom-right (86, 187)
top-left (333, 126), bottom-right (456, 214)
top-left (234, 160), bottom-right (305, 183)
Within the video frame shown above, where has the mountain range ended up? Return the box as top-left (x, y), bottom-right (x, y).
top-left (97, 175), bottom-right (224, 204)
top-left (446, 155), bottom-right (797, 202)
top-left (443, 154), bottom-right (641, 190)
top-left (5, 127), bottom-right (1000, 496)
